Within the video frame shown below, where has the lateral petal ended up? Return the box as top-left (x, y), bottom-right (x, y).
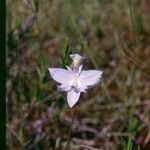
top-left (48, 68), bottom-right (74, 84)
top-left (80, 70), bottom-right (103, 88)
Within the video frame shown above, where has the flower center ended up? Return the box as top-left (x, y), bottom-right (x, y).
top-left (70, 75), bottom-right (81, 89)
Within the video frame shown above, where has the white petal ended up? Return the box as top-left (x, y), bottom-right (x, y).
top-left (57, 84), bottom-right (71, 92)
top-left (73, 65), bottom-right (83, 74)
top-left (67, 90), bottom-right (81, 108)
top-left (66, 66), bottom-right (72, 71)
top-left (78, 65), bottom-right (83, 74)
top-left (78, 84), bottom-right (87, 93)
top-left (48, 68), bottom-right (74, 84)
top-left (80, 70), bottom-right (103, 88)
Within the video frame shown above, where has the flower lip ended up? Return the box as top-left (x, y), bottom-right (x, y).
top-left (70, 53), bottom-right (85, 63)
top-left (74, 57), bottom-right (80, 63)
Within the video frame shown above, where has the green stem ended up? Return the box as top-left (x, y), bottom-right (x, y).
top-left (127, 138), bottom-right (132, 150)
top-left (128, 0), bottom-right (136, 44)
top-left (66, 107), bottom-right (76, 150)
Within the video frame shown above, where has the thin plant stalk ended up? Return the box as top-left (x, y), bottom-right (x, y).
top-left (66, 106), bottom-right (76, 150)
top-left (17, 34), bottom-right (24, 148)
top-left (6, 106), bottom-right (13, 150)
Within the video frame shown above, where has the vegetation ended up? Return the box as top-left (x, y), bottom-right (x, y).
top-left (6, 0), bottom-right (150, 149)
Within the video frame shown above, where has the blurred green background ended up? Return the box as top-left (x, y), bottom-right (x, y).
top-left (6, 0), bottom-right (150, 149)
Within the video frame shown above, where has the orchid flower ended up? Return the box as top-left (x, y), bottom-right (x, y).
top-left (48, 54), bottom-right (103, 108)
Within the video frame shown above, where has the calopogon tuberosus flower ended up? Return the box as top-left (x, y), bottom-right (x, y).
top-left (48, 54), bottom-right (103, 108)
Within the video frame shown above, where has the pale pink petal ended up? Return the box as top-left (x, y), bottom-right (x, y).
top-left (80, 70), bottom-right (103, 88)
top-left (78, 65), bottom-right (83, 74)
top-left (48, 68), bottom-right (74, 84)
top-left (66, 66), bottom-right (72, 71)
top-left (78, 84), bottom-right (87, 93)
top-left (57, 84), bottom-right (71, 92)
top-left (67, 90), bottom-right (81, 108)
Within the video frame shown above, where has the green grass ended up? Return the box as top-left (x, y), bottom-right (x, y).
top-left (6, 0), bottom-right (150, 149)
